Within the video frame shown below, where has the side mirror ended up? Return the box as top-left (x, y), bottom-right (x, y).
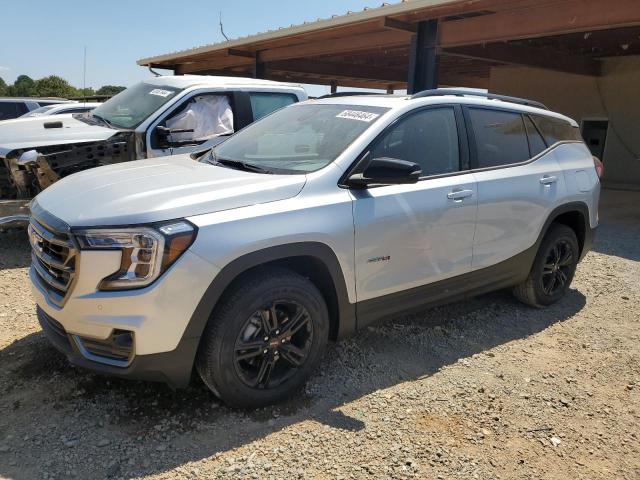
top-left (348, 157), bottom-right (421, 188)
top-left (154, 125), bottom-right (195, 148)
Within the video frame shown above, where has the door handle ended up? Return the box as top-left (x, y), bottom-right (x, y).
top-left (447, 189), bottom-right (474, 201)
top-left (540, 175), bottom-right (557, 185)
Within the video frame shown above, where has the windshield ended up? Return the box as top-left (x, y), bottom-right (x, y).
top-left (90, 82), bottom-right (183, 129)
top-left (210, 103), bottom-right (389, 174)
top-left (21, 105), bottom-right (55, 117)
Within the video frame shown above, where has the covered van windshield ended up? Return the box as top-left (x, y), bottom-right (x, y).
top-left (90, 82), bottom-right (183, 129)
top-left (210, 103), bottom-right (389, 173)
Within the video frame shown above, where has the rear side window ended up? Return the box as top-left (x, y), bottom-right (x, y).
top-left (468, 108), bottom-right (529, 168)
top-left (524, 115), bottom-right (547, 157)
top-left (250, 93), bottom-right (297, 121)
top-left (0, 102), bottom-right (18, 120)
top-left (371, 107), bottom-right (460, 177)
top-left (532, 115), bottom-right (582, 144)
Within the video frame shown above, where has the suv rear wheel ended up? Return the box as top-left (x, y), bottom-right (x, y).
top-left (196, 267), bottom-right (329, 408)
top-left (513, 223), bottom-right (580, 307)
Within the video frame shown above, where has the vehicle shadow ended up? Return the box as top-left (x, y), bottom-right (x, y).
top-left (0, 288), bottom-right (586, 479)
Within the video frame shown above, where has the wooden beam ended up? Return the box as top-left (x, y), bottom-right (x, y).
top-left (439, 0), bottom-right (640, 47)
top-left (381, 17), bottom-right (417, 33)
top-left (267, 59), bottom-right (407, 83)
top-left (259, 30), bottom-right (411, 62)
top-left (441, 43), bottom-right (602, 76)
top-left (175, 56), bottom-right (253, 74)
top-left (227, 48), bottom-right (256, 58)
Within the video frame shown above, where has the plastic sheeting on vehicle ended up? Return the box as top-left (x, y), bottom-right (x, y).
top-left (166, 95), bottom-right (234, 142)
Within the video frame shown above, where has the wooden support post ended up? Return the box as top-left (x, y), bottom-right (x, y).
top-left (407, 19), bottom-right (439, 94)
top-left (330, 81), bottom-right (338, 94)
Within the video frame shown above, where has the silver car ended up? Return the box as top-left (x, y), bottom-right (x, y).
top-left (28, 89), bottom-right (600, 408)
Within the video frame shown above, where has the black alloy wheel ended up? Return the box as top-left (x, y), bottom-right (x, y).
top-left (541, 239), bottom-right (574, 296)
top-left (234, 300), bottom-right (313, 389)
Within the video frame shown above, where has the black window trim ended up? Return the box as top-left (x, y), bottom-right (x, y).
top-left (340, 103), bottom-right (471, 188)
top-left (462, 104), bottom-right (583, 174)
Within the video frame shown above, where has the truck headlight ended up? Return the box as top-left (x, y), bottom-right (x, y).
top-left (75, 221), bottom-right (197, 290)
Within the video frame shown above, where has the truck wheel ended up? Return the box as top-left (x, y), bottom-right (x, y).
top-left (513, 223), bottom-right (580, 308)
top-left (196, 267), bottom-right (329, 408)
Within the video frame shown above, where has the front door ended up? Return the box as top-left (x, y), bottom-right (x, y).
top-left (352, 106), bottom-right (477, 315)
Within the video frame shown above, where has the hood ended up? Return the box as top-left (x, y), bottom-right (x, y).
top-left (33, 155), bottom-right (306, 227)
top-left (0, 115), bottom-right (116, 156)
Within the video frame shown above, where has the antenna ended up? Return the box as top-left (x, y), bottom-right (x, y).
top-left (219, 11), bottom-right (229, 41)
top-left (82, 45), bottom-right (87, 104)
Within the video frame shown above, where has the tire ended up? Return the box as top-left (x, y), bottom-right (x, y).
top-left (513, 223), bottom-right (580, 308)
top-left (196, 266), bottom-right (329, 408)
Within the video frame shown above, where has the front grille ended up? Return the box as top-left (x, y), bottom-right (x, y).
top-left (28, 218), bottom-right (77, 307)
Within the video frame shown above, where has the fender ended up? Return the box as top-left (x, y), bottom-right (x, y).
top-left (182, 241), bottom-right (356, 342)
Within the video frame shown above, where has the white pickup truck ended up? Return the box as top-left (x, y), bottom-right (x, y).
top-left (0, 75), bottom-right (306, 224)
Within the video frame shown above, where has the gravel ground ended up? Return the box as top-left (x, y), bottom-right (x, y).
top-left (0, 189), bottom-right (638, 480)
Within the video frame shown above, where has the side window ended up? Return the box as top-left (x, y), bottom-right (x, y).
top-left (163, 94), bottom-right (234, 145)
top-left (468, 108), bottom-right (529, 168)
top-left (370, 107), bottom-right (460, 177)
top-left (524, 115), bottom-right (547, 157)
top-left (14, 102), bottom-right (29, 116)
top-left (532, 115), bottom-right (583, 144)
top-left (0, 103), bottom-right (17, 120)
top-left (250, 93), bottom-right (297, 121)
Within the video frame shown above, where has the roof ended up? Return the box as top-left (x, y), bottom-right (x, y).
top-left (0, 97), bottom-right (74, 103)
top-left (138, 0), bottom-right (458, 66)
top-left (304, 91), bottom-right (578, 125)
top-left (142, 75), bottom-right (304, 90)
top-left (135, 0), bottom-right (640, 91)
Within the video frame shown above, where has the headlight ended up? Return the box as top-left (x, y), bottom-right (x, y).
top-left (75, 221), bottom-right (197, 291)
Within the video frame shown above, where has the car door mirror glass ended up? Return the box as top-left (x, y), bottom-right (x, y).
top-left (349, 157), bottom-right (421, 188)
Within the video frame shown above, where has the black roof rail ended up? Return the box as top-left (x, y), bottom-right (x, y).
top-left (316, 91), bottom-right (385, 99)
top-left (410, 88), bottom-right (549, 110)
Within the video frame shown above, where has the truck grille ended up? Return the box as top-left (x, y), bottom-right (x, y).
top-left (28, 218), bottom-right (77, 307)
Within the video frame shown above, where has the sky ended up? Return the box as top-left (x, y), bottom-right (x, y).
top-left (1, 0), bottom-right (383, 96)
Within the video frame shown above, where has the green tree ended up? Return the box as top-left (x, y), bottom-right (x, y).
top-left (0, 77), bottom-right (7, 96)
top-left (10, 75), bottom-right (36, 96)
top-left (75, 87), bottom-right (96, 98)
top-left (34, 75), bottom-right (77, 98)
top-left (96, 85), bottom-right (126, 96)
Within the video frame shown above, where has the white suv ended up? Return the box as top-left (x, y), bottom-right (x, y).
top-left (28, 89), bottom-right (600, 408)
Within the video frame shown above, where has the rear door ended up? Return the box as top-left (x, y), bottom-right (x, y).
top-left (465, 106), bottom-right (567, 269)
top-left (352, 105), bottom-right (477, 309)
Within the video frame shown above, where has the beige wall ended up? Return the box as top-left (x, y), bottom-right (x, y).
top-left (489, 56), bottom-right (640, 188)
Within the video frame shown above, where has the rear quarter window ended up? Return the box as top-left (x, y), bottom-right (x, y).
top-left (532, 115), bottom-right (583, 144)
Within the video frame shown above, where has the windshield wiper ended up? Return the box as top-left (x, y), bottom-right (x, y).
top-left (205, 151), bottom-right (273, 174)
top-left (91, 113), bottom-right (115, 128)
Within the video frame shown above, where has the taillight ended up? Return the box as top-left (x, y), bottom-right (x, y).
top-left (593, 156), bottom-right (604, 179)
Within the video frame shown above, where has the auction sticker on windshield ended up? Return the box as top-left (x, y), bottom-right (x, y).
top-left (149, 89), bottom-right (174, 97)
top-left (336, 110), bottom-right (380, 122)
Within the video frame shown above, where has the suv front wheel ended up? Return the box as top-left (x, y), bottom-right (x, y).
top-left (196, 267), bottom-right (329, 408)
top-left (513, 223), bottom-right (580, 307)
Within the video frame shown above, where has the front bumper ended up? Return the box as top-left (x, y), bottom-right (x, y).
top-left (38, 307), bottom-right (199, 387)
top-left (30, 244), bottom-right (219, 388)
